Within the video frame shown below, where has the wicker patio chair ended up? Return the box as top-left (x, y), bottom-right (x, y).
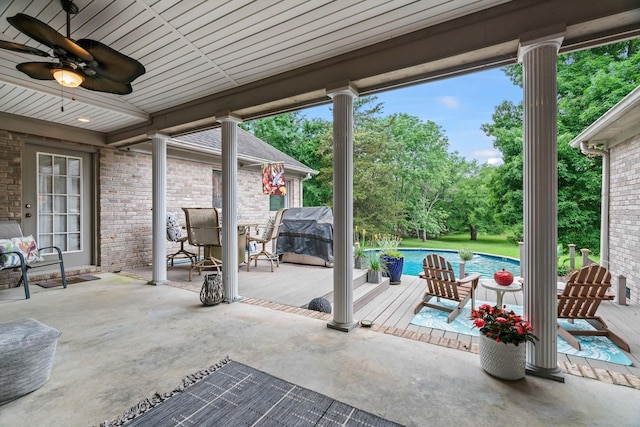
top-left (247, 208), bottom-right (287, 272)
top-left (166, 212), bottom-right (197, 267)
top-left (182, 208), bottom-right (222, 281)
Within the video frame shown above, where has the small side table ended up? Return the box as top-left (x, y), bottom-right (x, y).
top-left (480, 280), bottom-right (523, 307)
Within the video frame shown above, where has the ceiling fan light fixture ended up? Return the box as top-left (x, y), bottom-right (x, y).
top-left (52, 68), bottom-right (84, 87)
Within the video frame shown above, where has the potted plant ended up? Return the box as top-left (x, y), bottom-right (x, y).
top-left (471, 304), bottom-right (538, 380)
top-left (353, 244), bottom-right (368, 269)
top-left (458, 248), bottom-right (473, 278)
top-left (366, 252), bottom-right (385, 283)
top-left (376, 234), bottom-right (404, 285)
top-left (353, 227), bottom-right (368, 269)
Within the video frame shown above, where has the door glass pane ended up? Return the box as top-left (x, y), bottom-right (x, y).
top-left (39, 175), bottom-right (52, 193)
top-left (55, 214), bottom-right (67, 232)
top-left (39, 215), bottom-right (52, 233)
top-left (40, 195), bottom-right (52, 213)
top-left (54, 234), bottom-right (67, 251)
top-left (54, 176), bottom-right (67, 194)
top-left (69, 233), bottom-right (80, 251)
top-left (54, 156), bottom-right (66, 175)
top-left (70, 177), bottom-right (80, 196)
top-left (68, 158), bottom-right (80, 176)
top-left (68, 196), bottom-right (80, 213)
top-left (54, 195), bottom-right (67, 211)
top-left (39, 155), bottom-right (52, 174)
top-left (37, 153), bottom-right (82, 254)
top-left (68, 215), bottom-right (80, 233)
top-left (39, 235), bottom-right (52, 251)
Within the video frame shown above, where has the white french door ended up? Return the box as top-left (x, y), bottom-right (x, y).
top-left (23, 144), bottom-right (93, 266)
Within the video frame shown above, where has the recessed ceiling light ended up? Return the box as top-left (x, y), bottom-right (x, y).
top-left (77, 117), bottom-right (91, 122)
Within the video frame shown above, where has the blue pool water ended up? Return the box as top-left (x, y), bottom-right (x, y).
top-left (394, 249), bottom-right (520, 278)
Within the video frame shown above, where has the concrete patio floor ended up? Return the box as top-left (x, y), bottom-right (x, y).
top-left (0, 272), bottom-right (639, 426)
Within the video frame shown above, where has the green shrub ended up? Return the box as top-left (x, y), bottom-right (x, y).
top-left (458, 248), bottom-right (473, 261)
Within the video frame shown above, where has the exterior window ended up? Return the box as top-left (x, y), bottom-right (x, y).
top-left (269, 195), bottom-right (284, 211)
top-left (269, 180), bottom-right (292, 211)
top-left (212, 170), bottom-right (222, 209)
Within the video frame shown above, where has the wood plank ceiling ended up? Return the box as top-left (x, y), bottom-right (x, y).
top-left (1, 0), bottom-right (639, 144)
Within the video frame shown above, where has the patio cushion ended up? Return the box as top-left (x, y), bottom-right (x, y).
top-left (0, 236), bottom-right (43, 269)
top-left (0, 318), bottom-right (62, 404)
top-left (13, 235), bottom-right (44, 264)
top-left (0, 238), bottom-right (20, 268)
top-left (166, 213), bottom-right (183, 242)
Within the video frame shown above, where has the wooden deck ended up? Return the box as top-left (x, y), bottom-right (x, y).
top-left (129, 260), bottom-right (640, 379)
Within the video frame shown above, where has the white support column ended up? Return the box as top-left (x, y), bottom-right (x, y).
top-left (518, 28), bottom-right (565, 381)
top-left (218, 113), bottom-right (242, 303)
top-left (327, 84), bottom-right (358, 332)
top-left (148, 132), bottom-right (170, 285)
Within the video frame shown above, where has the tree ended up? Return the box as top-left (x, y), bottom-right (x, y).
top-left (491, 40), bottom-right (640, 251)
top-left (446, 162), bottom-right (496, 240)
top-left (241, 112), bottom-right (332, 206)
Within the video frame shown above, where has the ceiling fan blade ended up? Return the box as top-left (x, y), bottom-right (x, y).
top-left (80, 74), bottom-right (132, 95)
top-left (77, 39), bottom-right (145, 83)
top-left (0, 40), bottom-right (52, 57)
top-left (16, 62), bottom-right (56, 80)
top-left (7, 13), bottom-right (93, 62)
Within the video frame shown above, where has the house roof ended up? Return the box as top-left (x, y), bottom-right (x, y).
top-left (1, 1), bottom-right (638, 148)
top-left (569, 85), bottom-right (640, 149)
top-left (172, 128), bottom-right (316, 176)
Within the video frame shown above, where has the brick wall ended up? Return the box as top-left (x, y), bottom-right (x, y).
top-left (609, 134), bottom-right (640, 305)
top-left (0, 130), bottom-right (22, 221)
top-left (100, 149), bottom-right (302, 271)
top-left (1, 128), bottom-right (305, 287)
top-left (0, 131), bottom-right (24, 288)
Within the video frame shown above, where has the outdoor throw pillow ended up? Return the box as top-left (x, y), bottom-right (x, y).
top-left (166, 213), bottom-right (182, 242)
top-left (0, 238), bottom-right (21, 268)
top-left (12, 235), bottom-right (44, 264)
top-left (261, 217), bottom-right (275, 240)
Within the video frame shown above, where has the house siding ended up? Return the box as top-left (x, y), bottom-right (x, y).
top-left (1, 129), bottom-right (304, 288)
top-left (609, 133), bottom-right (640, 305)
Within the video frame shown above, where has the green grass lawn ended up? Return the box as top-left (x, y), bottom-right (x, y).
top-left (400, 233), bottom-right (520, 258)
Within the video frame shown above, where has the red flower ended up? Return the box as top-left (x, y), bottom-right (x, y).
top-left (496, 317), bottom-right (507, 323)
top-left (474, 318), bottom-right (485, 328)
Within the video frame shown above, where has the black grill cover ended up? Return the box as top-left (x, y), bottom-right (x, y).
top-left (277, 207), bottom-right (333, 263)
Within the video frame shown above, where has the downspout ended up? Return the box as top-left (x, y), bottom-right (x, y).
top-left (580, 141), bottom-right (609, 266)
top-left (300, 172), bottom-right (313, 207)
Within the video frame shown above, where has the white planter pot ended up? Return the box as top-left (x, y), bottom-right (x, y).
top-left (478, 333), bottom-right (526, 380)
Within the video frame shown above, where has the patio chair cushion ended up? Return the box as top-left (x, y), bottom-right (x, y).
top-left (0, 318), bottom-right (62, 404)
top-left (0, 236), bottom-right (43, 269)
top-left (166, 213), bottom-right (183, 242)
top-left (260, 216), bottom-right (275, 241)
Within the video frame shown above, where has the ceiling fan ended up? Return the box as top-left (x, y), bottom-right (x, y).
top-left (0, 0), bottom-right (145, 95)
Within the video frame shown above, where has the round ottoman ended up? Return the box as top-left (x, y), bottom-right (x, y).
top-left (0, 318), bottom-right (61, 405)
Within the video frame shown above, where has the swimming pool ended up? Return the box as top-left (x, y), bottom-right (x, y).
top-left (394, 249), bottom-right (520, 278)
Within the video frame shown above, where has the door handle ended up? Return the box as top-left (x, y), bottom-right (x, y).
top-left (25, 213), bottom-right (32, 218)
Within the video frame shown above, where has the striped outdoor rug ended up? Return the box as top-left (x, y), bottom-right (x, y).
top-left (99, 358), bottom-right (401, 427)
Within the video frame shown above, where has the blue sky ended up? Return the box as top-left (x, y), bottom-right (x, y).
top-left (301, 67), bottom-right (523, 165)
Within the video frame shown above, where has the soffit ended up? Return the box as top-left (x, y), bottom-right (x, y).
top-left (1, 0), bottom-right (639, 146)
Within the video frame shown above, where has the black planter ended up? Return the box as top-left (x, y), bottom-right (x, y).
top-left (381, 255), bottom-right (404, 284)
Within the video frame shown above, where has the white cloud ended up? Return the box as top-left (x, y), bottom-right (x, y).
top-left (438, 96), bottom-right (459, 109)
top-left (473, 149), bottom-right (500, 158)
top-left (486, 157), bottom-right (504, 166)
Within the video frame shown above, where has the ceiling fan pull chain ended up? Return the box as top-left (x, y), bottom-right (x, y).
top-left (60, 84), bottom-right (64, 112)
